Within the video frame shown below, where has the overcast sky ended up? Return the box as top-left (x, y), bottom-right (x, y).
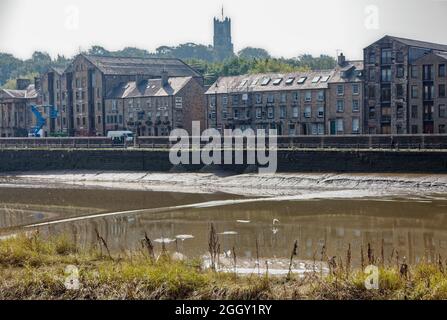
top-left (1, 0), bottom-right (447, 60)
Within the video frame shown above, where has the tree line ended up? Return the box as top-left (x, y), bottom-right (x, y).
top-left (0, 44), bottom-right (336, 88)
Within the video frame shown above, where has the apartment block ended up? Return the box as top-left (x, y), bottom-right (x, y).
top-left (0, 79), bottom-right (39, 137)
top-left (327, 54), bottom-right (364, 135)
top-left (205, 54), bottom-right (363, 135)
top-left (104, 74), bottom-right (205, 136)
top-left (408, 52), bottom-right (447, 134)
top-left (364, 35), bottom-right (447, 134)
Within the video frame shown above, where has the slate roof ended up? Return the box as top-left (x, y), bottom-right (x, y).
top-left (205, 61), bottom-right (363, 95)
top-left (81, 54), bottom-right (202, 78)
top-left (106, 77), bottom-right (192, 99)
top-left (370, 35), bottom-right (447, 52)
top-left (0, 84), bottom-right (38, 100)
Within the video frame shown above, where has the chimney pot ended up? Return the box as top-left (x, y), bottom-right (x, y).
top-left (338, 53), bottom-right (346, 66)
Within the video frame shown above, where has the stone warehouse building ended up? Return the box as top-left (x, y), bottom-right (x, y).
top-left (205, 54), bottom-right (363, 135)
top-left (408, 52), bottom-right (447, 134)
top-left (40, 54), bottom-right (203, 136)
top-left (0, 79), bottom-right (39, 137)
top-left (104, 73), bottom-right (205, 136)
top-left (364, 35), bottom-right (447, 134)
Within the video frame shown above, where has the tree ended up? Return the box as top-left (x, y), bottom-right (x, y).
top-left (87, 45), bottom-right (110, 56)
top-left (238, 47), bottom-right (270, 60)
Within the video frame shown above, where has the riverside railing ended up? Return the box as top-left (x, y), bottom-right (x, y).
top-left (1, 135), bottom-right (447, 150)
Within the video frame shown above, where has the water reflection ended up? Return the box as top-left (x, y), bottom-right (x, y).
top-left (31, 196), bottom-right (447, 267)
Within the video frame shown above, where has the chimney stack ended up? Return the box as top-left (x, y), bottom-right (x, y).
top-left (161, 69), bottom-right (169, 87)
top-left (338, 53), bottom-right (346, 66)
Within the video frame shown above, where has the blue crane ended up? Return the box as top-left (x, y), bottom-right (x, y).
top-left (29, 105), bottom-right (58, 137)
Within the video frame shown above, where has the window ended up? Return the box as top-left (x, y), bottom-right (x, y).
top-left (261, 77), bottom-right (271, 86)
top-left (352, 118), bottom-right (360, 133)
top-left (267, 107), bottom-right (274, 119)
top-left (222, 95), bottom-right (228, 105)
top-left (369, 106), bottom-right (376, 119)
top-left (368, 67), bottom-right (376, 81)
top-left (381, 67), bottom-right (392, 82)
top-left (312, 76), bottom-right (321, 83)
top-left (209, 96), bottom-right (216, 107)
top-left (352, 84), bottom-right (360, 95)
top-left (381, 49), bottom-right (392, 64)
top-left (240, 79), bottom-right (248, 87)
top-left (381, 86), bottom-right (391, 102)
top-left (304, 106), bottom-right (311, 118)
top-left (369, 51), bottom-right (376, 64)
top-left (396, 104), bottom-right (404, 119)
top-left (305, 91), bottom-right (312, 102)
top-left (255, 94), bottom-right (262, 104)
top-left (318, 123), bottom-right (325, 135)
top-left (352, 100), bottom-right (360, 112)
top-left (439, 64), bottom-right (446, 77)
top-left (292, 91), bottom-right (299, 102)
top-left (317, 90), bottom-right (325, 101)
top-left (368, 86), bottom-right (375, 99)
top-left (411, 105), bottom-right (418, 119)
top-left (222, 108), bottom-right (228, 119)
top-left (97, 116), bottom-right (101, 124)
top-left (411, 65), bottom-right (418, 79)
top-left (423, 85), bottom-right (434, 100)
top-left (267, 93), bottom-right (275, 104)
top-left (396, 52), bottom-right (404, 63)
top-left (288, 124), bottom-right (296, 135)
top-left (233, 109), bottom-right (239, 119)
top-left (292, 106), bottom-right (299, 118)
top-left (411, 85), bottom-right (419, 99)
top-left (337, 85), bottom-right (344, 96)
top-left (321, 75), bottom-right (330, 83)
top-left (440, 125), bottom-right (446, 134)
top-left (285, 77), bottom-right (295, 85)
top-left (396, 65), bottom-right (404, 78)
top-left (280, 106), bottom-right (287, 118)
top-left (439, 104), bottom-right (446, 118)
top-left (336, 119), bottom-right (344, 133)
top-left (423, 65), bottom-right (434, 80)
top-left (256, 108), bottom-right (262, 119)
top-left (439, 84), bottom-right (446, 98)
top-left (396, 84), bottom-right (404, 98)
top-left (273, 78), bottom-right (283, 85)
top-left (280, 93), bottom-right (287, 103)
top-left (297, 77), bottom-right (307, 84)
top-left (336, 100), bottom-right (344, 112)
top-left (317, 106), bottom-right (324, 118)
top-left (232, 95), bottom-right (239, 105)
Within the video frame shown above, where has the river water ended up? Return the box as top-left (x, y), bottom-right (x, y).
top-left (1, 171), bottom-right (447, 273)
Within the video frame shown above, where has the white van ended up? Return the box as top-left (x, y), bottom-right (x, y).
top-left (107, 131), bottom-right (134, 142)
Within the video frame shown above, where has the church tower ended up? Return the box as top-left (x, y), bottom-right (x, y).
top-left (213, 7), bottom-right (234, 60)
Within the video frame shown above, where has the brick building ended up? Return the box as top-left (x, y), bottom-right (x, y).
top-left (40, 67), bottom-right (65, 136)
top-left (408, 52), bottom-right (447, 133)
top-left (104, 73), bottom-right (205, 136)
top-left (364, 35), bottom-right (447, 134)
top-left (205, 54), bottom-right (363, 135)
top-left (39, 54), bottom-right (203, 136)
top-left (0, 79), bottom-right (39, 137)
top-left (327, 54), bottom-right (364, 135)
